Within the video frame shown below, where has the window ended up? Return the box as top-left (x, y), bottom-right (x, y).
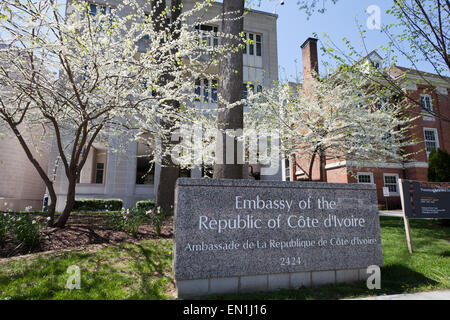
top-left (424, 128), bottom-right (439, 156)
top-left (136, 157), bottom-right (154, 184)
top-left (420, 95), bottom-right (434, 120)
top-left (283, 158), bottom-right (291, 182)
top-left (137, 13), bottom-right (151, 52)
top-left (194, 78), bottom-right (217, 103)
top-left (242, 82), bottom-right (262, 99)
top-left (243, 32), bottom-right (262, 57)
top-left (357, 172), bottom-right (373, 184)
top-left (195, 25), bottom-right (218, 47)
top-left (383, 174), bottom-right (399, 195)
top-left (95, 163), bottom-right (105, 184)
top-left (136, 140), bottom-right (155, 185)
top-left (89, 3), bottom-right (113, 17)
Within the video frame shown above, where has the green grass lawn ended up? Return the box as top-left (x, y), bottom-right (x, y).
top-left (0, 216), bottom-right (449, 300)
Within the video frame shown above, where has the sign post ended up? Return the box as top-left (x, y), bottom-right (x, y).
top-left (382, 187), bottom-right (390, 210)
top-left (398, 179), bottom-right (450, 254)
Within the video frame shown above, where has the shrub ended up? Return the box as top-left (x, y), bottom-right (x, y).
top-left (73, 199), bottom-right (123, 212)
top-left (0, 213), bottom-right (9, 242)
top-left (427, 149), bottom-right (450, 182)
top-left (10, 214), bottom-right (41, 248)
top-left (136, 200), bottom-right (156, 212)
top-left (109, 209), bottom-right (147, 237)
top-left (149, 207), bottom-right (166, 236)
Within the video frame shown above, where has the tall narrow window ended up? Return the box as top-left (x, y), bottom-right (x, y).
top-left (243, 32), bottom-right (262, 57)
top-left (136, 140), bottom-right (155, 185)
top-left (242, 83), bottom-right (248, 100)
top-left (383, 174), bottom-right (399, 195)
top-left (420, 95), bottom-right (433, 112)
top-left (211, 79), bottom-right (218, 103)
top-left (424, 128), bottom-right (439, 156)
top-left (137, 13), bottom-right (151, 52)
top-left (256, 34), bottom-right (262, 56)
top-left (420, 94), bottom-right (434, 121)
top-left (203, 79), bottom-right (209, 103)
top-left (194, 79), bottom-right (201, 100)
top-left (95, 163), bottom-right (105, 184)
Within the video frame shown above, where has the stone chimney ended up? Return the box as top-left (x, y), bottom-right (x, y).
top-left (301, 37), bottom-right (319, 91)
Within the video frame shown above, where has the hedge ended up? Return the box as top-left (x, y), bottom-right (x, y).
top-left (73, 199), bottom-right (123, 212)
top-left (136, 200), bottom-right (156, 211)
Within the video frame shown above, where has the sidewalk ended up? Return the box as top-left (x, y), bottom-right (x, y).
top-left (378, 210), bottom-right (404, 217)
top-left (352, 290), bottom-right (450, 300)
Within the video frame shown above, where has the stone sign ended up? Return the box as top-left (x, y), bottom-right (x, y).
top-left (174, 179), bottom-right (383, 297)
top-left (399, 179), bottom-right (450, 219)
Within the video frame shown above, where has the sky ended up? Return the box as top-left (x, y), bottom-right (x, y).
top-left (249, 0), bottom-right (440, 82)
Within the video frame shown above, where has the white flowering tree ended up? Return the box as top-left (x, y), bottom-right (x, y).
top-left (245, 70), bottom-right (419, 181)
top-left (0, 0), bottom-right (223, 227)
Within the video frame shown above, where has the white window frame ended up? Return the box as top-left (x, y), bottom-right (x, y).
top-left (195, 24), bottom-right (219, 48)
top-left (423, 127), bottom-right (439, 157)
top-left (195, 78), bottom-right (218, 103)
top-left (420, 94), bottom-right (435, 121)
top-left (243, 32), bottom-right (262, 57)
top-left (89, 3), bottom-right (114, 17)
top-left (357, 172), bottom-right (374, 184)
top-left (383, 173), bottom-right (399, 196)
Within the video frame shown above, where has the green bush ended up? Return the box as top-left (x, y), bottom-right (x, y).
top-left (73, 199), bottom-right (123, 212)
top-left (109, 209), bottom-right (147, 237)
top-left (149, 207), bottom-right (165, 236)
top-left (428, 149), bottom-right (450, 182)
top-left (10, 214), bottom-right (41, 248)
top-left (0, 213), bottom-right (9, 242)
top-left (135, 200), bottom-right (156, 212)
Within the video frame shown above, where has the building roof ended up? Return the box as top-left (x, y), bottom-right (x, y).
top-left (389, 65), bottom-right (450, 82)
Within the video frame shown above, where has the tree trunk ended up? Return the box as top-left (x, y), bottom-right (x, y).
top-left (54, 174), bottom-right (77, 228)
top-left (213, 0), bottom-right (245, 179)
top-left (46, 186), bottom-right (58, 226)
top-left (153, 0), bottom-right (182, 214)
top-left (319, 149), bottom-right (327, 182)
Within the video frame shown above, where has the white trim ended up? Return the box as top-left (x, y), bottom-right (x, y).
top-left (326, 160), bottom-right (429, 170)
top-left (325, 161), bottom-right (347, 170)
top-left (402, 73), bottom-right (450, 89)
top-left (403, 161), bottom-right (428, 169)
top-left (383, 173), bottom-right (400, 196)
top-left (437, 87), bottom-right (448, 95)
top-left (357, 172), bottom-right (374, 184)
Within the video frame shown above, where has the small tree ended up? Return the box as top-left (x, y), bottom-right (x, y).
top-left (0, 0), bottom-right (216, 227)
top-left (427, 149), bottom-right (450, 182)
top-left (245, 71), bottom-right (418, 181)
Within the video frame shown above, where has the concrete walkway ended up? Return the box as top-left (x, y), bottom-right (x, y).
top-left (352, 290), bottom-right (450, 300)
top-left (379, 210), bottom-right (404, 217)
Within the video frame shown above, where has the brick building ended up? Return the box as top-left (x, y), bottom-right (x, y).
top-left (291, 38), bottom-right (450, 209)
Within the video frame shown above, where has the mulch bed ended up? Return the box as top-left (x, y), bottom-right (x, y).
top-left (0, 213), bottom-right (173, 259)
